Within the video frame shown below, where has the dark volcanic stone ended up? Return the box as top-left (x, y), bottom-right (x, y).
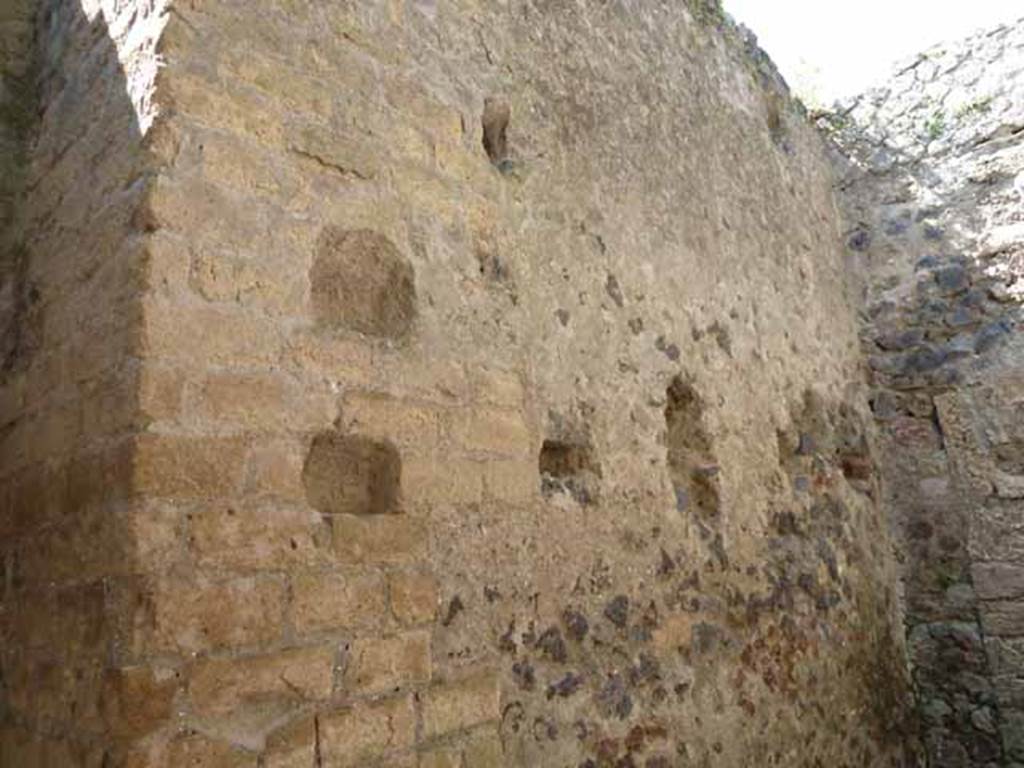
top-left (513, 660), bottom-right (536, 690)
top-left (605, 595), bottom-right (630, 628)
top-left (597, 675), bottom-right (633, 719)
top-left (691, 622), bottom-right (724, 654)
top-left (884, 217), bottom-right (911, 235)
top-left (547, 672), bottom-right (585, 699)
top-left (848, 229), bottom-right (872, 251)
top-left (441, 595), bottom-right (465, 626)
top-left (975, 320), bottom-right (1012, 353)
top-left (606, 274), bottom-right (625, 307)
top-left (945, 306), bottom-right (975, 328)
top-left (905, 345), bottom-right (948, 373)
top-left (935, 265), bottom-right (969, 294)
top-left (876, 328), bottom-right (924, 351)
top-left (564, 609), bottom-right (590, 641)
top-left (537, 626), bottom-right (568, 663)
top-left (657, 548), bottom-right (677, 577)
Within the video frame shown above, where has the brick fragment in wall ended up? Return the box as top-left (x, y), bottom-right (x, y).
top-left (137, 574), bottom-right (288, 655)
top-left (318, 695), bottom-right (417, 765)
top-left (330, 512), bottom-right (427, 565)
top-left (389, 570), bottom-right (440, 625)
top-left (116, 732), bottom-right (257, 768)
top-left (344, 630), bottom-right (432, 695)
top-left (189, 500), bottom-right (326, 571)
top-left (262, 716), bottom-right (315, 768)
top-left (188, 645), bottom-right (336, 723)
top-left (290, 570), bottom-right (387, 634)
top-left (422, 672), bottom-right (501, 739)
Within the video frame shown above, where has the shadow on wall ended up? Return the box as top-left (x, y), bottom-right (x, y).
top-left (0, 0), bottom-right (41, 377)
top-left (1, 0), bottom-right (162, 764)
top-left (2, 0), bottom-right (159, 375)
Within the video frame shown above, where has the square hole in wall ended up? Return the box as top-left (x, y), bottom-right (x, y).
top-left (310, 227), bottom-right (416, 340)
top-left (303, 432), bottom-right (401, 516)
top-left (665, 376), bottom-right (720, 520)
top-left (539, 439), bottom-right (600, 506)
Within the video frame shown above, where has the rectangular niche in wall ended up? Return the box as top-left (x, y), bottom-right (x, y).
top-left (311, 227), bottom-right (416, 339)
top-left (539, 438), bottom-right (601, 506)
top-left (665, 376), bottom-right (720, 519)
top-left (303, 432), bottom-right (401, 516)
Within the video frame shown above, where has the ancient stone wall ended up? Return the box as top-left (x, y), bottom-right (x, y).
top-left (0, 0), bottom-right (168, 763)
top-left (825, 18), bottom-right (1024, 768)
top-left (2, 2), bottom-right (921, 766)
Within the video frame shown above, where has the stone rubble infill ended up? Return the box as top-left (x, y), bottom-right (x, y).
top-left (825, 14), bottom-right (1024, 768)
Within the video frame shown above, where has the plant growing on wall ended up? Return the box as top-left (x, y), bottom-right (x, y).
top-left (924, 109), bottom-right (946, 140)
top-left (954, 97), bottom-right (993, 121)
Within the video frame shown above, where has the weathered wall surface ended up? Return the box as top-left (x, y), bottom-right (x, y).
top-left (0, 0), bottom-right (35, 243)
top-left (3, 2), bottom-right (921, 766)
top-left (0, 0), bottom-right (167, 763)
top-left (825, 18), bottom-right (1024, 768)
top-left (0, 0), bottom-right (37, 376)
